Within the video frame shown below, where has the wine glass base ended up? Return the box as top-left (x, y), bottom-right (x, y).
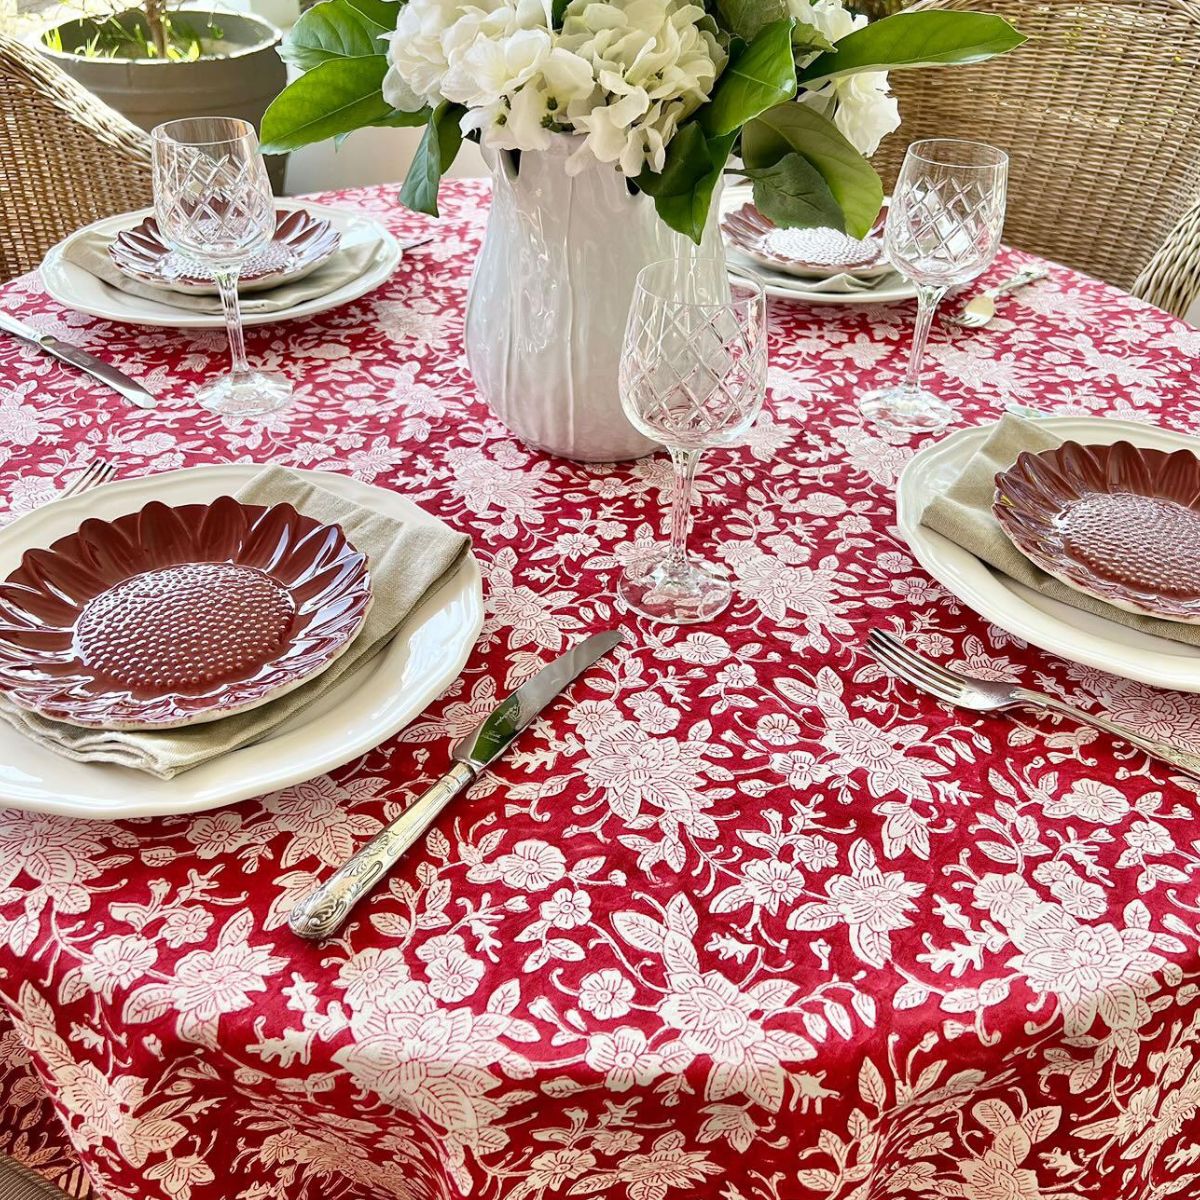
top-left (859, 385), bottom-right (955, 434)
top-left (619, 549), bottom-right (732, 625)
top-left (199, 371), bottom-right (293, 418)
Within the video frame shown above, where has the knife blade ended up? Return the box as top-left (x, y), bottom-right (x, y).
top-left (288, 628), bottom-right (626, 940)
top-left (0, 311), bottom-right (158, 410)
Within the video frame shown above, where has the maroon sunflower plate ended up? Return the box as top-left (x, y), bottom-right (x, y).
top-left (722, 203), bottom-right (888, 280)
top-left (994, 440), bottom-right (1200, 623)
top-left (108, 208), bottom-right (341, 295)
top-left (0, 498), bottom-right (372, 729)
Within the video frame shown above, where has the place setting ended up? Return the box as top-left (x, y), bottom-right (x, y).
top-left (39, 119), bottom-right (403, 333)
top-left (0, 460), bottom-right (483, 818)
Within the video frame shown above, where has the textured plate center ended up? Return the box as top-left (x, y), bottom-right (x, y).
top-left (163, 244), bottom-right (292, 283)
top-left (1061, 492), bottom-right (1200, 596)
top-left (76, 563), bottom-right (295, 694)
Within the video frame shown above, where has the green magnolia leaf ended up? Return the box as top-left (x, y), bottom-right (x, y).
top-left (742, 102), bottom-right (883, 236)
top-left (551, 0), bottom-right (570, 26)
top-left (637, 123), bottom-right (736, 243)
top-left (800, 11), bottom-right (1026, 85)
top-left (702, 18), bottom-right (798, 138)
top-left (744, 153), bottom-right (845, 231)
top-left (279, 0), bottom-right (399, 70)
top-left (791, 19), bottom-right (834, 60)
top-left (716, 0), bottom-right (788, 41)
top-left (261, 55), bottom-right (419, 152)
top-left (400, 102), bottom-right (465, 217)
top-left (343, 0), bottom-right (402, 32)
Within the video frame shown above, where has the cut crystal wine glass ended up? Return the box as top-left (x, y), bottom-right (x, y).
top-left (618, 259), bottom-right (767, 625)
top-left (859, 138), bottom-right (1008, 433)
top-left (151, 117), bottom-right (292, 417)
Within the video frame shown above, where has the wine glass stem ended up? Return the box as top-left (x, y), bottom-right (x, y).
top-left (666, 447), bottom-right (702, 571)
top-left (903, 283), bottom-right (948, 392)
top-left (214, 268), bottom-right (251, 379)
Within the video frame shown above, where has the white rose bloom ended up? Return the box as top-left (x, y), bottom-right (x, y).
top-left (559, 0), bottom-right (726, 176)
top-left (790, 0), bottom-right (901, 156)
top-left (829, 72), bottom-right (900, 157)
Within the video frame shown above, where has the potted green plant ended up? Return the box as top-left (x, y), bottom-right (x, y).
top-left (261, 0), bottom-right (1024, 458)
top-left (41, 2), bottom-right (288, 188)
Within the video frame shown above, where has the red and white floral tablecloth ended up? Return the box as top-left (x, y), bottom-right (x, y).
top-left (2, 180), bottom-right (1200, 1200)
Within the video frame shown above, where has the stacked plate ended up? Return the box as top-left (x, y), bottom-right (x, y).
top-left (41, 203), bottom-right (402, 329)
top-left (898, 416), bottom-right (1200, 691)
top-left (721, 184), bottom-right (917, 306)
top-left (0, 468), bottom-right (482, 818)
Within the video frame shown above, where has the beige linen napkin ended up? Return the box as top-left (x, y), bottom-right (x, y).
top-left (920, 413), bottom-right (1200, 646)
top-left (727, 249), bottom-right (890, 295)
top-left (60, 227), bottom-right (387, 315)
top-left (0, 466), bottom-right (471, 778)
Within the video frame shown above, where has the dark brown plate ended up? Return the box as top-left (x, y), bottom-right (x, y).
top-left (108, 209), bottom-right (341, 295)
top-left (0, 498), bottom-right (371, 729)
top-left (994, 440), bottom-right (1200, 623)
top-left (722, 203), bottom-right (888, 280)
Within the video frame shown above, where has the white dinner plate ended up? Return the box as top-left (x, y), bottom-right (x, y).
top-left (40, 204), bottom-right (401, 329)
top-left (0, 466), bottom-right (483, 818)
top-left (897, 415), bottom-right (1200, 692)
top-left (720, 184), bottom-right (918, 306)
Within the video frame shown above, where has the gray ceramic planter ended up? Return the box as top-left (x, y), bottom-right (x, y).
top-left (40, 10), bottom-right (288, 191)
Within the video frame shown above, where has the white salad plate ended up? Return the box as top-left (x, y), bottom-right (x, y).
top-left (40, 203), bottom-right (401, 329)
top-left (897, 415), bottom-right (1200, 692)
top-left (0, 466), bottom-right (483, 818)
top-left (720, 184), bottom-right (918, 306)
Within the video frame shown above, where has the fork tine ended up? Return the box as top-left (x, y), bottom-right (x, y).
top-left (59, 458), bottom-right (116, 500)
top-left (870, 645), bottom-right (961, 705)
top-left (90, 460), bottom-right (117, 491)
top-left (60, 459), bottom-right (102, 499)
top-left (867, 634), bottom-right (964, 704)
top-left (869, 630), bottom-right (964, 691)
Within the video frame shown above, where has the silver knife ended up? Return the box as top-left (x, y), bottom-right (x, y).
top-left (0, 310), bottom-right (157, 410)
top-left (288, 628), bottom-right (626, 940)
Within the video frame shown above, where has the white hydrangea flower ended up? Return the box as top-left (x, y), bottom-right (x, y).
top-left (558, 0), bottom-right (726, 176)
top-left (382, 0), bottom-right (551, 112)
top-left (789, 0), bottom-right (901, 157)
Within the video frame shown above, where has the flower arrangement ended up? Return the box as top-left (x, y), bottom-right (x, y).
top-left (262, 0), bottom-right (1023, 240)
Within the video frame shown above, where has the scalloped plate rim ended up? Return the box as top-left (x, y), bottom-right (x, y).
top-left (39, 204), bottom-right (402, 329)
top-left (0, 498), bottom-right (373, 730)
top-left (107, 209), bottom-right (342, 296)
top-left (0, 466), bottom-right (483, 818)
top-left (993, 440), bottom-right (1200, 625)
top-left (896, 416), bottom-right (1200, 693)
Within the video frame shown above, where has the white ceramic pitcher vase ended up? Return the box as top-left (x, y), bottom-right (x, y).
top-left (465, 135), bottom-right (727, 462)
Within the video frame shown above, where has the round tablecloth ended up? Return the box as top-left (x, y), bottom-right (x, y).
top-left (2, 180), bottom-right (1200, 1200)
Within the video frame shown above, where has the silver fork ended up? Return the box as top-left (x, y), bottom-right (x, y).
top-left (58, 457), bottom-right (117, 500)
top-left (944, 265), bottom-right (1049, 329)
top-left (867, 628), bottom-right (1200, 780)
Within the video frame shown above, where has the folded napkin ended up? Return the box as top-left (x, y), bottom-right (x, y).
top-left (0, 467), bottom-right (471, 778)
top-left (778, 270), bottom-right (891, 295)
top-left (727, 248), bottom-right (894, 295)
top-left (920, 413), bottom-right (1200, 646)
top-left (60, 226), bottom-right (387, 315)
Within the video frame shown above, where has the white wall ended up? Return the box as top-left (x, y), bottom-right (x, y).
top-left (285, 126), bottom-right (486, 196)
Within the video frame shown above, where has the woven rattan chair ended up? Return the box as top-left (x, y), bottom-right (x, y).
top-left (1132, 194), bottom-right (1200, 319)
top-left (0, 35), bottom-right (152, 283)
top-left (871, 0), bottom-right (1200, 291)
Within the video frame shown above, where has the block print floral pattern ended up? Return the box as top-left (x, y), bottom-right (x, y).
top-left (0, 181), bottom-right (1199, 1199)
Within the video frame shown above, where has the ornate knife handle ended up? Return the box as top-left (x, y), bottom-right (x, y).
top-left (1015, 689), bottom-right (1200, 781)
top-left (288, 761), bottom-right (476, 940)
